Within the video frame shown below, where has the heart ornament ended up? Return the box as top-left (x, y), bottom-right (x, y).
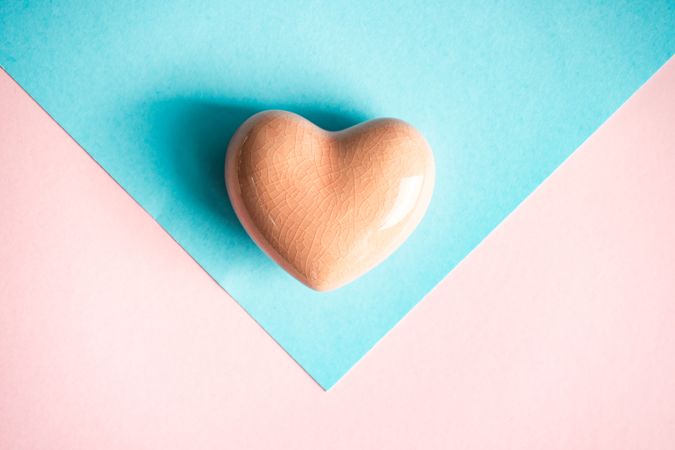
top-left (225, 111), bottom-right (435, 291)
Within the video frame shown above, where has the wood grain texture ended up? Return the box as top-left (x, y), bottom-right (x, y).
top-left (225, 111), bottom-right (434, 291)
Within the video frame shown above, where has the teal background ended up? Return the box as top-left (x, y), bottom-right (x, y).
top-left (1, 1), bottom-right (673, 388)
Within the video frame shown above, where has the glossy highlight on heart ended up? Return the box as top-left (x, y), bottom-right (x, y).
top-left (225, 111), bottom-right (435, 291)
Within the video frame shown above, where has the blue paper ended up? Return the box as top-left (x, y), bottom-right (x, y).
top-left (2, 0), bottom-right (672, 388)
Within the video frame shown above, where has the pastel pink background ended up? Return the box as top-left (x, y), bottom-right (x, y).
top-left (1, 58), bottom-right (674, 449)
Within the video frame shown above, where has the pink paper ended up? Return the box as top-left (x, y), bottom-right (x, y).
top-left (1, 58), bottom-right (674, 449)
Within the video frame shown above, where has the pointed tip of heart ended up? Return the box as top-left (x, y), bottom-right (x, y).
top-left (304, 279), bottom-right (341, 292)
top-left (278, 260), bottom-right (351, 292)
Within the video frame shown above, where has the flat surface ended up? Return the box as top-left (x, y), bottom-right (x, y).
top-left (1, 56), bottom-right (674, 449)
top-left (2, 1), bottom-right (673, 387)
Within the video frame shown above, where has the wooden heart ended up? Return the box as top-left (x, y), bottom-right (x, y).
top-left (225, 111), bottom-right (435, 291)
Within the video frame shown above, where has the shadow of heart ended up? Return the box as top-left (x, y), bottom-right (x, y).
top-left (142, 97), bottom-right (371, 272)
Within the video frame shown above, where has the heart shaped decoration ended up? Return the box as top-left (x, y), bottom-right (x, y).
top-left (225, 111), bottom-right (435, 291)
